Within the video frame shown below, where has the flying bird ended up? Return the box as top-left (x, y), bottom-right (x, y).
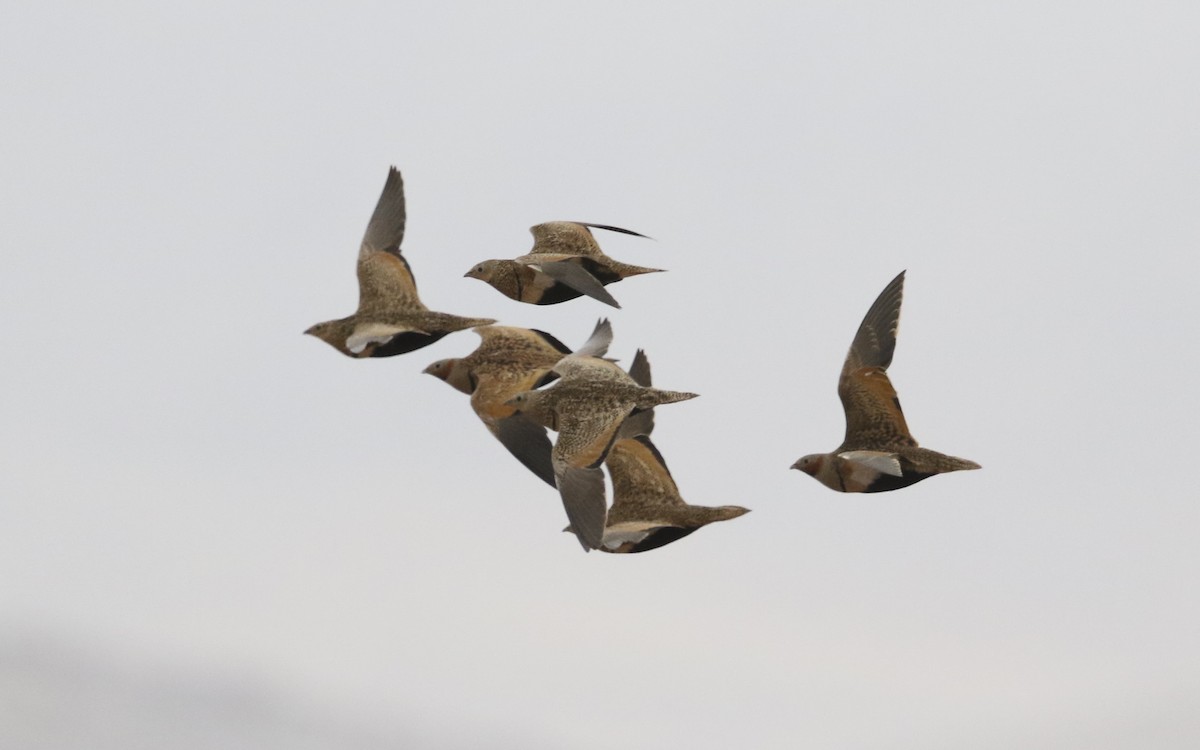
top-left (464, 221), bottom-right (662, 308)
top-left (791, 270), bottom-right (980, 492)
top-left (506, 352), bottom-right (698, 551)
top-left (305, 167), bottom-right (495, 357)
top-left (422, 319), bottom-right (613, 488)
top-left (567, 351), bottom-right (749, 553)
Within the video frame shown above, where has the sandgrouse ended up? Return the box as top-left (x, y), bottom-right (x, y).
top-left (305, 167), bottom-right (494, 357)
top-left (506, 351), bottom-right (698, 551)
top-left (791, 271), bottom-right (980, 492)
top-left (569, 351), bottom-right (749, 553)
top-left (464, 221), bottom-right (661, 308)
top-left (423, 319), bottom-right (613, 487)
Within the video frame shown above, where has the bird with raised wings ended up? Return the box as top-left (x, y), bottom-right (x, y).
top-left (567, 350), bottom-right (749, 553)
top-left (305, 167), bottom-right (495, 357)
top-left (791, 271), bottom-right (980, 492)
top-left (464, 221), bottom-right (662, 308)
top-left (506, 352), bottom-right (698, 551)
top-left (422, 319), bottom-right (613, 488)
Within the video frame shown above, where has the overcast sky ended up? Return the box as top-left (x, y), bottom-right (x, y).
top-left (2, 2), bottom-right (1198, 748)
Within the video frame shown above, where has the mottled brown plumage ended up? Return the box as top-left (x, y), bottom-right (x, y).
top-left (506, 353), bottom-right (698, 551)
top-left (791, 271), bottom-right (980, 492)
top-left (464, 221), bottom-right (662, 308)
top-left (422, 320), bottom-right (612, 487)
top-left (305, 167), bottom-right (494, 357)
top-left (599, 436), bottom-right (749, 553)
top-left (565, 351), bottom-right (748, 553)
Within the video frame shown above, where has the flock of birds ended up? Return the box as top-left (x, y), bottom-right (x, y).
top-left (305, 167), bottom-right (981, 553)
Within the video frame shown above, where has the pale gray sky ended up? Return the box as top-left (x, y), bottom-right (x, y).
top-left (2, 2), bottom-right (1198, 748)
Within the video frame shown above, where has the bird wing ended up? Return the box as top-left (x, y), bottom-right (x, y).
top-left (354, 167), bottom-right (424, 314)
top-left (356, 250), bottom-right (424, 313)
top-left (552, 354), bottom-right (632, 383)
top-left (606, 435), bottom-right (684, 521)
top-left (838, 366), bottom-right (917, 450)
top-left (529, 221), bottom-right (604, 257)
top-left (556, 464), bottom-right (607, 551)
top-left (842, 270), bottom-right (905, 376)
top-left (572, 318), bottom-right (613, 359)
top-left (616, 349), bottom-right (654, 438)
top-left (571, 222), bottom-right (651, 240)
top-left (491, 413), bottom-right (557, 488)
top-left (359, 167), bottom-right (407, 257)
top-left (626, 348), bottom-right (651, 387)
top-left (529, 260), bottom-right (620, 308)
top-left (553, 401), bottom-right (633, 471)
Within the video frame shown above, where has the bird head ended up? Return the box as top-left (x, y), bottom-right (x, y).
top-left (791, 454), bottom-right (823, 476)
top-left (422, 358), bottom-right (473, 394)
top-left (464, 259), bottom-right (502, 282)
top-left (303, 319), bottom-right (355, 357)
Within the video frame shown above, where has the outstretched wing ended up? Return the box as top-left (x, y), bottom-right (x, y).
top-left (606, 435), bottom-right (684, 519)
top-left (356, 251), bottom-right (423, 313)
top-left (838, 366), bottom-right (917, 450)
top-left (842, 270), bottom-right (904, 377)
top-left (360, 167), bottom-right (407, 257)
top-left (354, 167), bottom-right (424, 315)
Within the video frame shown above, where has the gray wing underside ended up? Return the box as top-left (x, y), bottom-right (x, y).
top-left (535, 261), bottom-right (621, 308)
top-left (844, 270), bottom-right (905, 374)
top-left (493, 414), bottom-right (557, 488)
top-left (558, 465), bottom-right (608, 550)
top-left (360, 167), bottom-right (407, 255)
top-left (574, 318), bottom-right (614, 358)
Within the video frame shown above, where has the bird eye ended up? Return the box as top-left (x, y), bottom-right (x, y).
top-left (474, 265), bottom-right (483, 273)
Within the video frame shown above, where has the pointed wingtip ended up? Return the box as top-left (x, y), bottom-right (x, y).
top-left (572, 222), bottom-right (653, 241)
top-left (574, 318), bottom-right (614, 358)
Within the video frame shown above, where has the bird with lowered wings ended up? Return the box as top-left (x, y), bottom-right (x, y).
top-left (464, 221), bottom-right (661, 309)
top-left (506, 349), bottom-right (698, 551)
top-left (423, 319), bottom-right (613, 488)
top-left (567, 350), bottom-right (749, 553)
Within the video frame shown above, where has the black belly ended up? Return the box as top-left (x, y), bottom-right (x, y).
top-left (368, 331), bottom-right (448, 357)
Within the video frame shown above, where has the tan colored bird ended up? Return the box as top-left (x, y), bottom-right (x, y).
top-left (422, 319), bottom-right (613, 488)
top-left (566, 351), bottom-right (749, 553)
top-left (506, 352), bottom-right (698, 551)
top-left (791, 270), bottom-right (980, 492)
top-left (305, 167), bottom-right (495, 357)
top-left (464, 221), bottom-right (662, 308)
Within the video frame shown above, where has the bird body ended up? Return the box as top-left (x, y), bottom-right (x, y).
top-left (792, 271), bottom-right (980, 492)
top-left (305, 167), bottom-right (495, 357)
top-left (465, 221), bottom-right (661, 308)
top-left (599, 435), bottom-right (749, 553)
top-left (564, 351), bottom-right (749, 553)
top-left (423, 321), bottom-right (613, 487)
top-left (507, 354), bottom-right (698, 550)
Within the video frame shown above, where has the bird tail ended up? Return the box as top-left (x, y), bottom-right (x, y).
top-left (639, 388), bottom-right (698, 408)
top-left (613, 262), bottom-right (665, 277)
top-left (943, 455), bottom-right (982, 472)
